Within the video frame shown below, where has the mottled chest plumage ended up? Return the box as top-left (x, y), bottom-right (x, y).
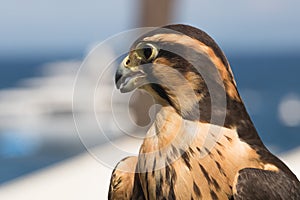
top-left (137, 107), bottom-right (264, 200)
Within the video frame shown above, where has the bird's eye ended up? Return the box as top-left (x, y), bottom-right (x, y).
top-left (136, 43), bottom-right (158, 61)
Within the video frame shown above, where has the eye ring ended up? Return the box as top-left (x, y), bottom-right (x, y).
top-left (135, 42), bottom-right (159, 61)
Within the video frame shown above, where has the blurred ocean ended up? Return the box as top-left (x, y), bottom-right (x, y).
top-left (0, 52), bottom-right (299, 184)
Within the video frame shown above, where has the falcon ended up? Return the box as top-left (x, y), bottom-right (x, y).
top-left (109, 24), bottom-right (300, 199)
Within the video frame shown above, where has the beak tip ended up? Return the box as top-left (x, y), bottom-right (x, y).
top-left (115, 73), bottom-right (122, 88)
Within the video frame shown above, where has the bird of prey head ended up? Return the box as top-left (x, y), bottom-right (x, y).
top-left (115, 24), bottom-right (240, 125)
top-left (111, 24), bottom-right (300, 200)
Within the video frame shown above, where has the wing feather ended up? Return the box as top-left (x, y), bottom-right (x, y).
top-left (233, 168), bottom-right (300, 200)
top-left (108, 156), bottom-right (144, 200)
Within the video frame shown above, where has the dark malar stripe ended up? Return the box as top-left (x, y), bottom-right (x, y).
top-left (150, 83), bottom-right (174, 107)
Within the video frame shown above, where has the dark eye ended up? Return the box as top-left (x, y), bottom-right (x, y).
top-left (143, 47), bottom-right (153, 60)
top-left (136, 43), bottom-right (158, 61)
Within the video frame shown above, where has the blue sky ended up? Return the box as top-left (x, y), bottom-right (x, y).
top-left (1, 0), bottom-right (300, 55)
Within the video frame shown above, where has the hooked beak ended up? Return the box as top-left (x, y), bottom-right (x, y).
top-left (115, 56), bottom-right (147, 93)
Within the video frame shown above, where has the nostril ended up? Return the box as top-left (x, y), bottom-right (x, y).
top-left (125, 58), bottom-right (130, 66)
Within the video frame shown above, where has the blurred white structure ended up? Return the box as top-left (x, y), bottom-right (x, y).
top-left (278, 93), bottom-right (300, 127)
top-left (0, 60), bottom-right (81, 141)
top-left (0, 138), bottom-right (141, 200)
top-left (0, 47), bottom-right (133, 154)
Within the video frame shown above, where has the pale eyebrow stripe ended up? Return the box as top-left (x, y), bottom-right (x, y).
top-left (143, 33), bottom-right (239, 101)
